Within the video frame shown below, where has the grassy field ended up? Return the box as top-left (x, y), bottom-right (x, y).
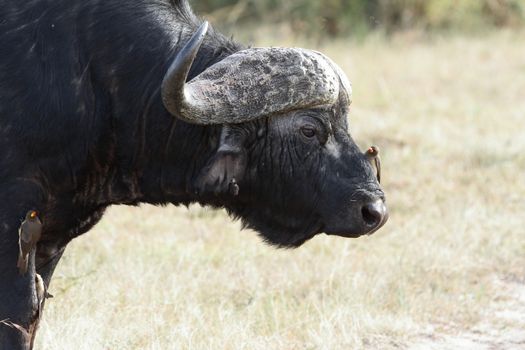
top-left (35, 30), bottom-right (525, 349)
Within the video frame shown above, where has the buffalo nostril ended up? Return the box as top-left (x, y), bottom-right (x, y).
top-left (361, 200), bottom-right (387, 228)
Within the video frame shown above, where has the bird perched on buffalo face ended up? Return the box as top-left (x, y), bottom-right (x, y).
top-left (17, 210), bottom-right (42, 275)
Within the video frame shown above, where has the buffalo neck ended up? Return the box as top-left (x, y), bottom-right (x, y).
top-left (78, 1), bottom-right (242, 207)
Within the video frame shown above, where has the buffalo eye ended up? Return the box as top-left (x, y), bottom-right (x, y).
top-left (301, 126), bottom-right (316, 138)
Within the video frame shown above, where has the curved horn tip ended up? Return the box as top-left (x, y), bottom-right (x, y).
top-left (196, 21), bottom-right (209, 40)
top-left (162, 21), bottom-right (210, 119)
top-left (183, 22), bottom-right (209, 55)
top-left (175, 20), bottom-right (209, 70)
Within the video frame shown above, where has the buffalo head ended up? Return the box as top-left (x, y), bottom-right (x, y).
top-left (162, 22), bottom-right (388, 247)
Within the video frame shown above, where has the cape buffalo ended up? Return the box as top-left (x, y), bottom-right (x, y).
top-left (0, 0), bottom-right (387, 348)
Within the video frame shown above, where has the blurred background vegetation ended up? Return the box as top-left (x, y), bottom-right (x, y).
top-left (191, 0), bottom-right (525, 38)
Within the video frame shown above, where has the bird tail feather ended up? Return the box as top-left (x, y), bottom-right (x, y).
top-left (17, 254), bottom-right (28, 275)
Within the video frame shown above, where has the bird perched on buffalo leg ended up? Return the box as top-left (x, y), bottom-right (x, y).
top-left (364, 146), bottom-right (381, 183)
top-left (17, 210), bottom-right (42, 275)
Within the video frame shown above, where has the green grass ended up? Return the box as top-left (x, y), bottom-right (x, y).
top-left (36, 30), bottom-right (525, 349)
top-left (195, 0), bottom-right (525, 37)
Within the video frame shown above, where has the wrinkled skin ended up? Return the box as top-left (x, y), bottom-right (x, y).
top-left (224, 107), bottom-right (385, 247)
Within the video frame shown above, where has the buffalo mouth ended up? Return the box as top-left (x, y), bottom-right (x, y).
top-left (324, 220), bottom-right (387, 238)
top-left (323, 205), bottom-right (389, 238)
top-left (320, 197), bottom-right (389, 238)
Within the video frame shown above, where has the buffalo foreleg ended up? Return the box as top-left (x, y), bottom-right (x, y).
top-left (0, 185), bottom-right (45, 350)
top-left (0, 221), bottom-right (39, 350)
top-left (26, 241), bottom-right (66, 349)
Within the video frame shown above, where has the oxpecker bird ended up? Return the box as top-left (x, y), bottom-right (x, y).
top-left (17, 210), bottom-right (42, 275)
top-left (365, 146), bottom-right (381, 183)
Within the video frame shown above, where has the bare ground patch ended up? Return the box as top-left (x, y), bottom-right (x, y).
top-left (409, 276), bottom-right (525, 350)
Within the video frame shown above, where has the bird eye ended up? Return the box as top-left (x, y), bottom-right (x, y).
top-left (301, 126), bottom-right (316, 138)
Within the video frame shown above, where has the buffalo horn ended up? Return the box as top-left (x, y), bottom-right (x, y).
top-left (162, 22), bottom-right (351, 125)
top-left (161, 21), bottom-right (209, 123)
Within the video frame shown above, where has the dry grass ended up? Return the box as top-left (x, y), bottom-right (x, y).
top-left (35, 30), bottom-right (525, 349)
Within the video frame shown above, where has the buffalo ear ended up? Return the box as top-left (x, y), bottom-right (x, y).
top-left (194, 126), bottom-right (247, 196)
